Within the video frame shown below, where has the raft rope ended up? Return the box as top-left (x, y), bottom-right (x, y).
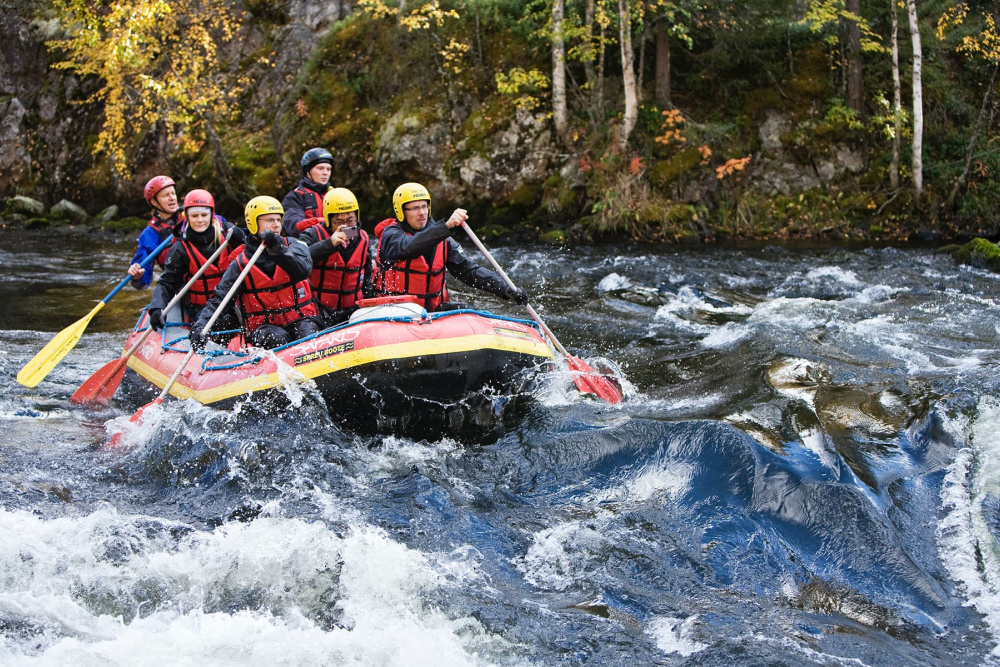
top-left (131, 307), bottom-right (544, 373)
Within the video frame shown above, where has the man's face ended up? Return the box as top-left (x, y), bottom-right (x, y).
top-left (256, 213), bottom-right (283, 236)
top-left (308, 163), bottom-right (332, 185)
top-left (155, 186), bottom-right (178, 215)
top-left (186, 207), bottom-right (213, 233)
top-left (402, 200), bottom-right (429, 230)
top-left (329, 211), bottom-right (357, 228)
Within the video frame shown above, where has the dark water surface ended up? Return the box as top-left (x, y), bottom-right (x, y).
top-left (2, 228), bottom-right (999, 665)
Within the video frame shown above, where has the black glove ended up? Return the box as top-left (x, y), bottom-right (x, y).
top-left (261, 231), bottom-right (282, 252)
top-left (189, 327), bottom-right (207, 351)
top-left (504, 285), bottom-right (529, 306)
top-left (147, 308), bottom-right (164, 331)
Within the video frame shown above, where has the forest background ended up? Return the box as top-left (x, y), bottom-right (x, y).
top-left (1, 0), bottom-right (998, 244)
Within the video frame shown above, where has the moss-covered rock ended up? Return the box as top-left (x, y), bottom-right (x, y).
top-left (945, 237), bottom-right (1000, 272)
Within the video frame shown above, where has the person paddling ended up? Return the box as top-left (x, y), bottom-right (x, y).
top-left (300, 187), bottom-right (374, 326)
top-left (146, 189), bottom-right (246, 333)
top-left (190, 196), bottom-right (321, 350)
top-left (373, 182), bottom-right (528, 312)
top-left (128, 175), bottom-right (180, 289)
top-left (281, 147), bottom-right (333, 237)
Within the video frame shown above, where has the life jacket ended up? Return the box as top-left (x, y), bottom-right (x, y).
top-left (293, 186), bottom-right (324, 219)
top-left (148, 215), bottom-right (176, 266)
top-left (309, 225), bottom-right (369, 310)
top-left (182, 240), bottom-right (237, 307)
top-left (232, 242), bottom-right (319, 331)
top-left (373, 219), bottom-right (449, 312)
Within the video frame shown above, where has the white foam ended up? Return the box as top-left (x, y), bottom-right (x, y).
top-left (596, 273), bottom-right (632, 292)
top-left (593, 461), bottom-right (692, 505)
top-left (647, 615), bottom-right (707, 656)
top-left (516, 520), bottom-right (607, 592)
top-left (805, 265), bottom-right (863, 287)
top-left (0, 507), bottom-right (517, 666)
top-left (938, 397), bottom-right (1000, 658)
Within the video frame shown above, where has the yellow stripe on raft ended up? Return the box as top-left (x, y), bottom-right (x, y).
top-left (126, 332), bottom-right (553, 405)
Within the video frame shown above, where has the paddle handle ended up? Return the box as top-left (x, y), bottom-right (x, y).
top-left (460, 223), bottom-right (571, 357)
top-left (156, 349), bottom-right (195, 401)
top-left (105, 235), bottom-right (175, 303)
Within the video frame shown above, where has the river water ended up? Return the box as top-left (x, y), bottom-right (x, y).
top-left (1, 228), bottom-right (999, 665)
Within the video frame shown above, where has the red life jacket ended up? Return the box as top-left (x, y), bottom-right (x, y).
top-left (182, 240), bottom-right (237, 307)
top-left (309, 225), bottom-right (370, 310)
top-left (373, 219), bottom-right (449, 312)
top-left (148, 216), bottom-right (175, 267)
top-left (294, 187), bottom-right (324, 219)
top-left (232, 243), bottom-right (319, 331)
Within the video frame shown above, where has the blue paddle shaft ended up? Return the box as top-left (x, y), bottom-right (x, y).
top-left (102, 235), bottom-right (174, 304)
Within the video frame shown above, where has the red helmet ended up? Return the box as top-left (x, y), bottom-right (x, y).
top-left (143, 175), bottom-right (176, 208)
top-left (183, 189), bottom-right (215, 214)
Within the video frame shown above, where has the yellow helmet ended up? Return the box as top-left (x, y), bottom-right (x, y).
top-left (244, 196), bottom-right (283, 235)
top-left (323, 187), bottom-right (360, 227)
top-left (392, 182), bottom-right (431, 222)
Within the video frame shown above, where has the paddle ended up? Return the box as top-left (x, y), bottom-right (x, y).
top-left (16, 235), bottom-right (175, 389)
top-left (459, 223), bottom-right (623, 404)
top-left (71, 228), bottom-right (237, 406)
top-left (107, 242), bottom-right (267, 448)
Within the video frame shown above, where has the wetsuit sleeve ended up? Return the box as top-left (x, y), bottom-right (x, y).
top-left (192, 260), bottom-right (244, 334)
top-left (444, 238), bottom-right (510, 298)
top-left (377, 219), bottom-right (452, 264)
top-left (129, 227), bottom-right (161, 290)
top-left (301, 226), bottom-right (335, 264)
top-left (281, 189), bottom-right (306, 237)
top-left (271, 238), bottom-right (313, 283)
top-left (227, 225), bottom-right (247, 248)
top-left (148, 242), bottom-right (188, 311)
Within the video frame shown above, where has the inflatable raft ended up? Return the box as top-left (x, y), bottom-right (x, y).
top-left (121, 297), bottom-right (555, 436)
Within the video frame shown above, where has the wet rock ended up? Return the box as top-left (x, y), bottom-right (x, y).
top-left (50, 199), bottom-right (89, 221)
top-left (97, 204), bottom-right (119, 222)
top-left (6, 194), bottom-right (44, 216)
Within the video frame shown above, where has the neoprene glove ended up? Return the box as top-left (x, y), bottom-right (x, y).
top-left (261, 231), bottom-right (282, 252)
top-left (295, 217), bottom-right (323, 232)
top-left (189, 328), bottom-right (207, 351)
top-left (147, 308), bottom-right (164, 331)
top-left (504, 285), bottom-right (529, 306)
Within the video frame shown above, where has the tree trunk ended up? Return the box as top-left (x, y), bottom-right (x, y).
top-left (596, 5), bottom-right (607, 119)
top-left (655, 25), bottom-right (671, 106)
top-left (890, 0), bottom-right (901, 190)
top-left (905, 0), bottom-right (923, 199)
top-left (552, 0), bottom-right (568, 140)
top-left (637, 0), bottom-right (648, 104)
top-left (845, 0), bottom-right (864, 115)
top-left (583, 0), bottom-right (597, 89)
top-left (948, 63), bottom-right (999, 208)
top-left (618, 0), bottom-right (637, 149)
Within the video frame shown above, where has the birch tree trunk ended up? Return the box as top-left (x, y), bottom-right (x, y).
top-left (905, 0), bottom-right (923, 198)
top-left (890, 0), bottom-right (901, 189)
top-left (552, 0), bottom-right (568, 140)
top-left (619, 0), bottom-right (638, 150)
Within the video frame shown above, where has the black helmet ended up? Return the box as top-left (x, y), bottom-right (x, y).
top-left (301, 147), bottom-right (333, 175)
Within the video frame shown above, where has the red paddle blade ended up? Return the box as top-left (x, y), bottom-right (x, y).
top-left (106, 396), bottom-right (163, 449)
top-left (565, 355), bottom-right (624, 404)
top-left (70, 357), bottom-right (128, 406)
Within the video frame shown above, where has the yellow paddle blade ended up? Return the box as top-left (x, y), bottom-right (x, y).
top-left (16, 302), bottom-right (106, 388)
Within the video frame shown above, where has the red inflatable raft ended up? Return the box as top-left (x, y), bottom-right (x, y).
top-left (121, 296), bottom-right (554, 435)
